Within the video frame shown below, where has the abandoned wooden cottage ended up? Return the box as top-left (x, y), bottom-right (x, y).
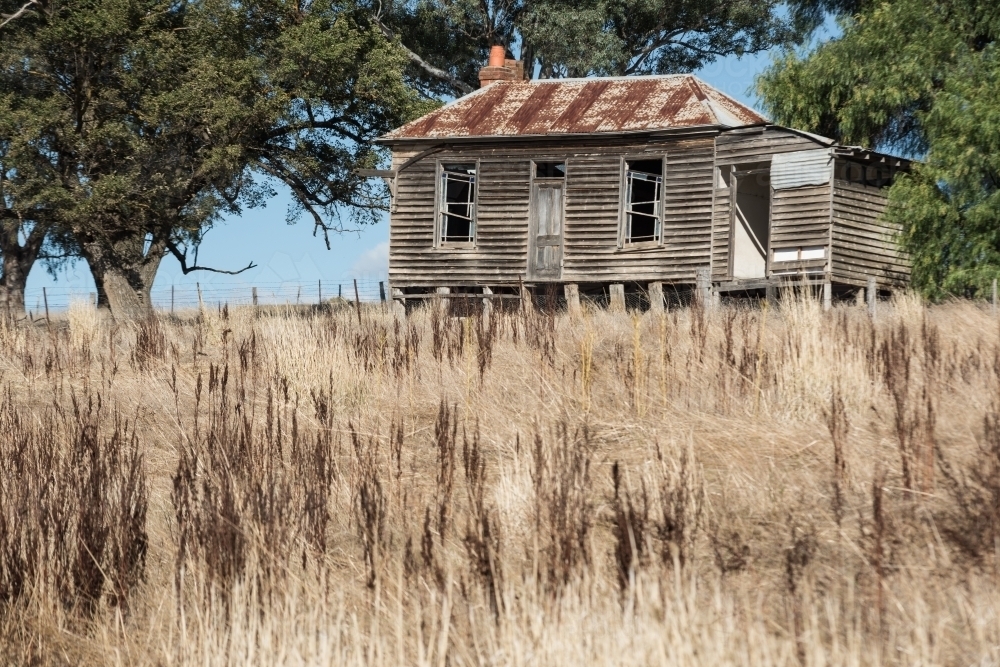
top-left (374, 50), bottom-right (911, 310)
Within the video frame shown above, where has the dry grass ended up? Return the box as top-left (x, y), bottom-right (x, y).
top-left (1, 292), bottom-right (999, 666)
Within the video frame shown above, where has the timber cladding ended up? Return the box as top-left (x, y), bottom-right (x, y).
top-left (711, 128), bottom-right (826, 282)
top-left (387, 126), bottom-right (911, 291)
top-left (388, 135), bottom-right (724, 288)
top-left (831, 180), bottom-right (910, 287)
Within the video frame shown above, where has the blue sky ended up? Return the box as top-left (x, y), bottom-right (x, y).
top-left (23, 46), bottom-right (787, 310)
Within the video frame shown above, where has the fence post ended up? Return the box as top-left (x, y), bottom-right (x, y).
top-left (296, 286), bottom-right (301, 305)
top-left (252, 286), bottom-right (258, 307)
top-left (353, 279), bottom-right (362, 325)
top-left (318, 279), bottom-right (322, 305)
top-left (196, 282), bottom-right (203, 311)
top-left (822, 279), bottom-right (832, 311)
top-left (338, 284), bottom-right (342, 300)
top-left (42, 287), bottom-right (51, 331)
top-left (866, 277), bottom-right (877, 318)
top-left (171, 285), bottom-right (175, 315)
top-left (379, 281), bottom-right (386, 303)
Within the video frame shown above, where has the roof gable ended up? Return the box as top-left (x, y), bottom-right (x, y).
top-left (382, 75), bottom-right (767, 142)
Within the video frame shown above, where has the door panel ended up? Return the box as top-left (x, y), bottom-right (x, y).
top-left (528, 182), bottom-right (564, 279)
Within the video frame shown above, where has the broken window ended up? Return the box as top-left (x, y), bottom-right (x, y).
top-left (439, 163), bottom-right (477, 244)
top-left (535, 162), bottom-right (566, 178)
top-left (622, 159), bottom-right (663, 245)
top-left (837, 160), bottom-right (894, 187)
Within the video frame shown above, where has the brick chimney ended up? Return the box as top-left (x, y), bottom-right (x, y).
top-left (479, 45), bottom-right (522, 87)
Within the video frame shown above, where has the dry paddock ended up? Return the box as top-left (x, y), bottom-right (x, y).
top-left (0, 294), bottom-right (998, 666)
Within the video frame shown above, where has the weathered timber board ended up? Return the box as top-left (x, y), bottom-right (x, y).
top-left (830, 180), bottom-right (910, 287)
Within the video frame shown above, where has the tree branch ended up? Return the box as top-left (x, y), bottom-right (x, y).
top-left (165, 239), bottom-right (256, 275)
top-left (0, 0), bottom-right (43, 29)
top-left (372, 15), bottom-right (475, 95)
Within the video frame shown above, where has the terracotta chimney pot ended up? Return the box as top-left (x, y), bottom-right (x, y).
top-left (488, 45), bottom-right (506, 67)
top-left (479, 46), bottom-right (523, 88)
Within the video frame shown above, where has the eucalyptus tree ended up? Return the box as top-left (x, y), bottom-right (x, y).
top-left (756, 0), bottom-right (1000, 298)
top-left (0, 0), bottom-right (428, 318)
top-left (374, 0), bottom-right (799, 97)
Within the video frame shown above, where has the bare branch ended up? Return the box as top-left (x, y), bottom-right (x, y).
top-left (0, 0), bottom-right (43, 29)
top-left (165, 239), bottom-right (256, 276)
top-left (372, 15), bottom-right (475, 95)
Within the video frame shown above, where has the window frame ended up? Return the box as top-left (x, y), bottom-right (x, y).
top-left (434, 159), bottom-right (480, 249)
top-left (618, 156), bottom-right (666, 248)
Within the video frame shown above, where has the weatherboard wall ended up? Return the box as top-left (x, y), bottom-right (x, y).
top-left (388, 136), bottom-right (719, 288)
top-left (388, 130), bottom-right (910, 290)
top-left (710, 127), bottom-right (831, 281)
top-left (830, 177), bottom-right (910, 287)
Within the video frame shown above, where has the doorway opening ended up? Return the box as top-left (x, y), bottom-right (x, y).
top-left (729, 166), bottom-right (770, 279)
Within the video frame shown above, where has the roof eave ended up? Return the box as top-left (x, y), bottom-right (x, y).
top-left (376, 123), bottom-right (762, 146)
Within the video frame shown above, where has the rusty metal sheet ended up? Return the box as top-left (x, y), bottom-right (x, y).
top-left (382, 75), bottom-right (767, 141)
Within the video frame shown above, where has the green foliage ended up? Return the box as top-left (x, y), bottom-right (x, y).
top-left (0, 0), bottom-right (429, 313)
top-left (381, 0), bottom-right (797, 94)
top-left (888, 46), bottom-right (1000, 299)
top-left (757, 0), bottom-right (1000, 299)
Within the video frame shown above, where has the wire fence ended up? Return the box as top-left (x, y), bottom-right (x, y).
top-left (22, 278), bottom-right (389, 314)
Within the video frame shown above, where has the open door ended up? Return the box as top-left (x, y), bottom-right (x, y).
top-left (528, 163), bottom-right (565, 280)
top-left (730, 167), bottom-right (770, 279)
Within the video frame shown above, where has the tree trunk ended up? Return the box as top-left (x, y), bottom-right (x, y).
top-left (0, 252), bottom-right (29, 316)
top-left (81, 236), bottom-right (164, 321)
top-left (0, 218), bottom-right (46, 317)
top-left (89, 263), bottom-right (110, 310)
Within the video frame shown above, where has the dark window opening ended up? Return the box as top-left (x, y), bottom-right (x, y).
top-left (623, 159), bottom-right (663, 244)
top-left (535, 162), bottom-right (566, 178)
top-left (838, 160), bottom-right (894, 187)
top-left (440, 163), bottom-right (476, 244)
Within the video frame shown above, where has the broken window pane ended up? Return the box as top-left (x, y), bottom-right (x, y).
top-left (440, 164), bottom-right (476, 244)
top-left (623, 159), bottom-right (663, 244)
top-left (535, 162), bottom-right (566, 178)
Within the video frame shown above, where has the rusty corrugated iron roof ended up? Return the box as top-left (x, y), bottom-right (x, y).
top-left (381, 75), bottom-right (767, 142)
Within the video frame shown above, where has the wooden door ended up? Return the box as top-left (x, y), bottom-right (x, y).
top-left (528, 181), bottom-right (564, 280)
